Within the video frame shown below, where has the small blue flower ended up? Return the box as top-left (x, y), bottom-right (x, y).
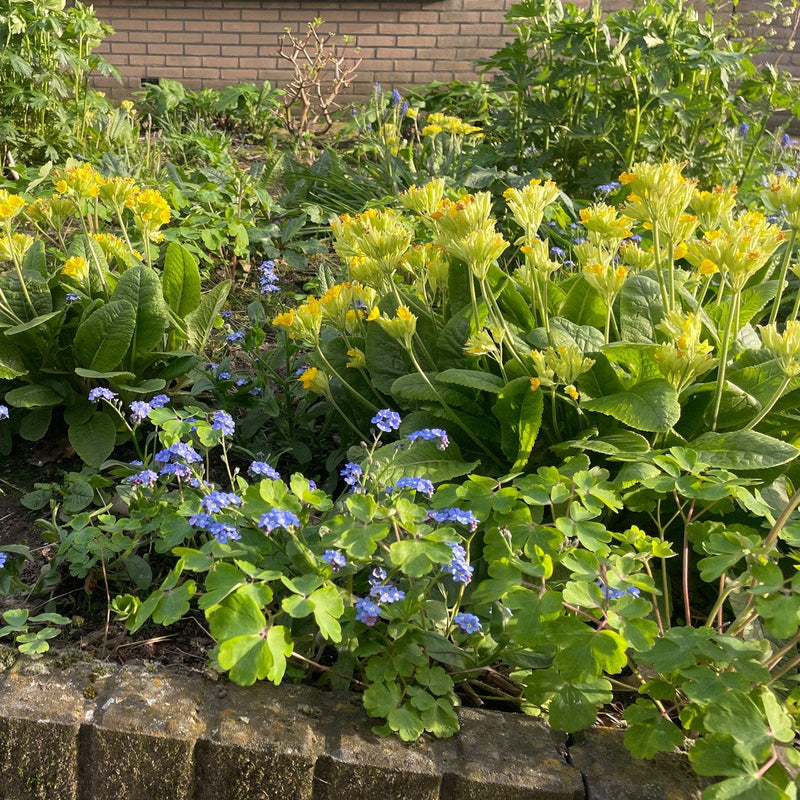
top-left (259, 508), bottom-right (300, 532)
top-left (596, 181), bottom-right (621, 195)
top-left (340, 462), bottom-right (363, 487)
top-left (125, 469), bottom-right (158, 488)
top-left (249, 461), bottom-right (280, 479)
top-left (454, 612), bottom-right (481, 634)
top-left (0, 552), bottom-right (6, 569)
top-left (738, 122), bottom-right (750, 138)
top-left (189, 512), bottom-right (215, 530)
top-left (212, 410), bottom-right (235, 436)
top-left (258, 260), bottom-right (280, 294)
top-left (406, 428), bottom-right (449, 450)
top-left (369, 567), bottom-right (387, 586)
top-left (783, 132), bottom-right (793, 149)
top-left (355, 597), bottom-right (380, 626)
top-left (218, 371), bottom-right (231, 381)
top-left (400, 100), bottom-right (409, 116)
top-left (427, 508), bottom-right (479, 532)
top-left (220, 310), bottom-right (233, 319)
top-left (201, 491), bottom-right (242, 515)
top-left (160, 462), bottom-right (194, 479)
top-left (235, 378), bottom-right (249, 387)
top-left (595, 580), bottom-right (640, 600)
top-left (371, 409), bottom-right (401, 432)
top-left (129, 401), bottom-right (152, 424)
top-left (371, 583), bottom-right (405, 603)
top-left (374, 83), bottom-right (382, 95)
top-left (250, 387), bottom-right (262, 396)
top-left (208, 522), bottom-right (241, 544)
top-left (549, 246), bottom-right (566, 259)
top-left (443, 542), bottom-right (473, 584)
top-left (390, 88), bottom-right (402, 107)
top-left (226, 331), bottom-right (245, 344)
top-left (88, 387), bottom-right (118, 403)
top-left (0, 405), bottom-right (8, 420)
top-left (322, 549), bottom-right (346, 571)
top-left (149, 394), bottom-right (170, 409)
top-left (155, 442), bottom-right (203, 464)
top-left (393, 476), bottom-right (434, 497)
top-left (66, 292), bottom-right (81, 302)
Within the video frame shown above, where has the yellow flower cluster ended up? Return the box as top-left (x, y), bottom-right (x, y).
top-left (759, 321), bottom-right (800, 378)
top-left (762, 172), bottom-right (800, 232)
top-left (530, 345), bottom-right (595, 387)
top-left (690, 185), bottom-right (738, 232)
top-left (0, 189), bottom-right (26, 221)
top-left (654, 311), bottom-right (716, 390)
top-left (53, 163), bottom-right (105, 200)
top-left (504, 179), bottom-right (560, 239)
top-left (421, 112), bottom-right (481, 137)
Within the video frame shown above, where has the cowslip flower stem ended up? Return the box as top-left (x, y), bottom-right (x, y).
top-left (744, 374), bottom-right (791, 430)
top-left (652, 222), bottom-right (670, 313)
top-left (479, 278), bottom-right (527, 370)
top-left (710, 288), bottom-right (741, 431)
top-left (768, 228), bottom-right (798, 326)
top-left (314, 346), bottom-right (379, 412)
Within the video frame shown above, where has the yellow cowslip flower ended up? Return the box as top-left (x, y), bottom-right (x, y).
top-left (673, 242), bottom-right (688, 261)
top-left (531, 345), bottom-right (594, 386)
top-left (98, 176), bottom-right (139, 212)
top-left (655, 310), bottom-right (716, 391)
top-left (366, 306), bottom-right (380, 321)
top-left (297, 367), bottom-right (330, 394)
top-left (0, 233), bottom-right (34, 262)
top-left (582, 262), bottom-right (629, 302)
top-left (371, 305), bottom-right (417, 347)
top-left (399, 178), bottom-right (446, 218)
top-left (621, 160), bottom-right (697, 242)
top-left (92, 232), bottom-right (142, 267)
top-left (272, 309), bottom-right (296, 334)
top-left (405, 107), bottom-right (418, 119)
top-left (699, 259), bottom-right (718, 276)
top-left (504, 179), bottom-right (559, 238)
top-left (564, 384), bottom-right (580, 401)
top-left (25, 196), bottom-right (74, 231)
top-left (446, 224), bottom-right (509, 280)
top-left (685, 210), bottom-right (784, 290)
top-left (346, 348), bottom-right (367, 369)
top-left (422, 124), bottom-right (443, 137)
top-left (690, 185), bottom-right (738, 232)
top-left (62, 256), bottom-right (89, 281)
top-left (530, 377), bottom-right (541, 391)
top-left (52, 163), bottom-right (105, 200)
top-left (464, 330), bottom-right (497, 357)
top-left (759, 321), bottom-right (800, 377)
top-left (515, 237), bottom-right (559, 282)
top-left (430, 192), bottom-right (493, 243)
top-left (131, 188), bottom-right (171, 233)
top-left (424, 112), bottom-right (481, 136)
top-left (0, 190), bottom-right (26, 221)
top-left (579, 203), bottom-right (633, 247)
top-left (619, 239), bottom-right (655, 270)
top-left (121, 99), bottom-right (135, 112)
top-left (761, 172), bottom-right (800, 232)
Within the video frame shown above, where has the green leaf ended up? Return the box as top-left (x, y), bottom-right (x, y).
top-left (691, 430), bottom-right (799, 470)
top-left (620, 275), bottom-right (665, 343)
top-left (4, 309), bottom-right (62, 337)
top-left (623, 700), bottom-right (684, 758)
top-left (390, 539), bottom-right (453, 577)
top-left (185, 281), bottom-right (230, 353)
top-left (387, 704), bottom-right (425, 741)
top-left (701, 776), bottom-right (789, 800)
top-left (493, 376), bottom-right (544, 470)
top-left (74, 300), bottom-right (136, 371)
top-left (4, 384), bottom-right (63, 408)
top-left (198, 562), bottom-right (249, 610)
top-left (152, 580), bottom-right (195, 625)
top-left (0, 341), bottom-right (26, 378)
top-left (308, 585), bottom-right (343, 642)
top-left (421, 697), bottom-right (460, 738)
top-left (371, 439), bottom-right (478, 485)
top-left (437, 368), bottom-right (506, 393)
top-left (111, 265), bottom-right (169, 355)
top-left (68, 413), bottom-right (117, 467)
top-left (548, 679), bottom-right (612, 732)
top-left (582, 379), bottom-right (680, 432)
top-left (554, 628), bottom-right (628, 681)
top-left (560, 277), bottom-right (607, 329)
top-left (363, 681), bottom-right (403, 718)
top-left (19, 407), bottom-right (52, 441)
top-left (162, 242), bottom-right (201, 318)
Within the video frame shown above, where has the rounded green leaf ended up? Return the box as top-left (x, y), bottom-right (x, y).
top-left (691, 430), bottom-right (799, 470)
top-left (111, 265), bottom-right (169, 355)
top-left (582, 379), bottom-right (680, 432)
top-left (68, 412), bottom-right (117, 467)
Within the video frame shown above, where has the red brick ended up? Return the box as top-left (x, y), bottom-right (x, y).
top-left (183, 67), bottom-right (223, 79)
top-left (184, 21), bottom-right (222, 32)
top-left (146, 44), bottom-right (186, 54)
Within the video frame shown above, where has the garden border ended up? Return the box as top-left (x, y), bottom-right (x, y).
top-left (0, 648), bottom-right (707, 800)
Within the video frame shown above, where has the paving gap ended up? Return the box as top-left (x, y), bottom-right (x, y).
top-left (75, 723), bottom-right (93, 800)
top-left (564, 733), bottom-right (590, 800)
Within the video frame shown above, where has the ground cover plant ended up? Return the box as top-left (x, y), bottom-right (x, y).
top-left (2, 1), bottom-right (800, 798)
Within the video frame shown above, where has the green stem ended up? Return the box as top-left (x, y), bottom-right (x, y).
top-left (768, 228), bottom-right (798, 326)
top-left (652, 222), bottom-right (670, 312)
top-left (710, 289), bottom-right (741, 431)
top-left (745, 374), bottom-right (791, 430)
top-left (315, 345), bottom-right (379, 413)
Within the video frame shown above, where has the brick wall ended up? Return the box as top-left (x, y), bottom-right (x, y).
top-left (90, 0), bottom-right (797, 101)
top-left (90, 0), bottom-right (517, 100)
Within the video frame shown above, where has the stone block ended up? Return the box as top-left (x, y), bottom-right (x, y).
top-left (440, 709), bottom-right (584, 800)
top-left (193, 681), bottom-right (321, 800)
top-left (568, 727), bottom-right (707, 800)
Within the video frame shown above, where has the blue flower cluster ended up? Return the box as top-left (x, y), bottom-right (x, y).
top-left (0, 552), bottom-right (7, 569)
top-left (0, 405), bottom-right (8, 420)
top-left (259, 508), bottom-right (300, 532)
top-left (454, 612), bottom-right (481, 634)
top-left (129, 401), bottom-right (152, 424)
top-left (355, 596), bottom-right (380, 626)
top-left (340, 461), bottom-right (363, 489)
top-left (596, 181), bottom-right (621, 195)
top-left (392, 476), bottom-right (434, 497)
top-left (258, 260), bottom-right (280, 294)
top-left (370, 583), bottom-right (405, 603)
top-left (595, 580), bottom-right (640, 600)
top-left (88, 387), bottom-right (118, 403)
top-left (154, 442), bottom-right (203, 464)
top-left (66, 292), bottom-right (81, 302)
top-left (406, 428), bottom-right (449, 450)
top-left (427, 507), bottom-right (479, 532)
top-left (322, 549), bottom-right (346, 571)
top-left (443, 542), bottom-right (473, 584)
top-left (200, 491), bottom-right (242, 514)
top-left (371, 409), bottom-right (401, 432)
top-left (188, 513), bottom-right (241, 544)
top-left (226, 331), bottom-right (245, 344)
top-left (249, 461), bottom-right (281, 479)
top-left (212, 410), bottom-right (235, 436)
top-left (125, 469), bottom-right (158, 488)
